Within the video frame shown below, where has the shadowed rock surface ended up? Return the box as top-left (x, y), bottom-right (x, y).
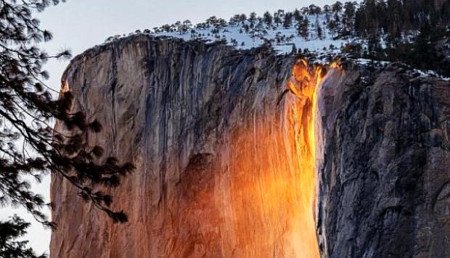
top-left (317, 65), bottom-right (450, 258)
top-left (50, 35), bottom-right (450, 257)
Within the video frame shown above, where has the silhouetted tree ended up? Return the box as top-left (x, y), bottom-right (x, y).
top-left (297, 18), bottom-right (309, 39)
top-left (291, 44), bottom-right (298, 54)
top-left (308, 4), bottom-right (321, 15)
top-left (274, 11), bottom-right (282, 26)
top-left (0, 216), bottom-right (43, 258)
top-left (0, 0), bottom-right (134, 256)
top-left (283, 12), bottom-right (293, 28)
top-left (293, 9), bottom-right (302, 22)
top-left (239, 14), bottom-right (247, 23)
top-left (316, 18), bottom-right (324, 39)
top-left (342, 1), bottom-right (356, 35)
top-left (332, 1), bottom-right (343, 13)
top-left (249, 12), bottom-right (257, 27)
top-left (263, 11), bottom-right (273, 26)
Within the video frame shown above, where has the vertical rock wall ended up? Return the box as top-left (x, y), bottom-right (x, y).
top-left (50, 35), bottom-right (325, 257)
top-left (316, 65), bottom-right (450, 257)
top-left (50, 35), bottom-right (450, 257)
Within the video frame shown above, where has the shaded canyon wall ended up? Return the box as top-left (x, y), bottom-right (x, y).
top-left (316, 64), bottom-right (450, 257)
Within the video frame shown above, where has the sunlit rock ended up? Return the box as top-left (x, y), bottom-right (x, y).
top-left (50, 35), bottom-right (450, 258)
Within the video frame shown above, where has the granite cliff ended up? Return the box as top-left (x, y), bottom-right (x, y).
top-left (50, 35), bottom-right (450, 257)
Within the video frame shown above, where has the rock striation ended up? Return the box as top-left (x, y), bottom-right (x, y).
top-left (50, 35), bottom-right (450, 257)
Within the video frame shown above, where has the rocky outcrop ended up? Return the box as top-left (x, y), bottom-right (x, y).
top-left (50, 35), bottom-right (450, 257)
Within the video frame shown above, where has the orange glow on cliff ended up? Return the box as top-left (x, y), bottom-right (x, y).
top-left (169, 59), bottom-right (338, 257)
top-left (287, 59), bottom-right (325, 258)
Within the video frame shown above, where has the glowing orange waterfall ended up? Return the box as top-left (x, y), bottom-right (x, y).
top-left (167, 59), bottom-right (337, 257)
top-left (52, 48), bottom-right (344, 257)
top-left (286, 59), bottom-right (326, 258)
top-left (170, 59), bottom-right (335, 257)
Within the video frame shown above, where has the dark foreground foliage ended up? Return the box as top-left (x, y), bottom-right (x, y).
top-left (0, 0), bottom-right (134, 256)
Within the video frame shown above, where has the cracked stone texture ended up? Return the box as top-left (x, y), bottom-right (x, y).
top-left (50, 35), bottom-right (450, 257)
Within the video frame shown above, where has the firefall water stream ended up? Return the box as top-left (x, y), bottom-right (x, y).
top-left (287, 59), bottom-right (331, 258)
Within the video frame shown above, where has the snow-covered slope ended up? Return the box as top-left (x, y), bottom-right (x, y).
top-left (105, 10), bottom-right (353, 55)
top-left (149, 14), bottom-right (348, 54)
top-left (101, 5), bottom-right (448, 80)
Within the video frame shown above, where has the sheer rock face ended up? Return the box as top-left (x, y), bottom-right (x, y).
top-left (316, 67), bottom-right (450, 257)
top-left (50, 35), bottom-right (450, 257)
top-left (50, 35), bottom-right (302, 258)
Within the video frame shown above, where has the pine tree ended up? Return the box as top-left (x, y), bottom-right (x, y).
top-left (316, 18), bottom-right (323, 39)
top-left (297, 18), bottom-right (309, 39)
top-left (293, 9), bottom-right (302, 22)
top-left (308, 4), bottom-right (321, 15)
top-left (332, 1), bottom-right (343, 13)
top-left (263, 11), bottom-right (273, 26)
top-left (0, 0), bottom-right (134, 256)
top-left (291, 44), bottom-right (297, 54)
top-left (274, 12), bottom-right (282, 27)
top-left (354, 5), bottom-right (366, 36)
top-left (343, 1), bottom-right (356, 35)
top-left (249, 12), bottom-right (257, 27)
top-left (239, 14), bottom-right (247, 25)
top-left (283, 12), bottom-right (293, 28)
top-left (0, 216), bottom-right (43, 258)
